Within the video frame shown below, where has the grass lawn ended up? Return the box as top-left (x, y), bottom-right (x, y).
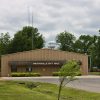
top-left (89, 72), bottom-right (100, 75)
top-left (0, 81), bottom-right (100, 100)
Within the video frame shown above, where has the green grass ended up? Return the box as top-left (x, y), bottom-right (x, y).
top-left (89, 72), bottom-right (100, 75)
top-left (0, 81), bottom-right (100, 100)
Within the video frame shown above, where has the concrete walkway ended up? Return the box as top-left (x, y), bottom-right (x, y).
top-left (1, 75), bottom-right (100, 93)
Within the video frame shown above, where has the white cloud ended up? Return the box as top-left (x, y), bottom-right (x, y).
top-left (0, 0), bottom-right (100, 41)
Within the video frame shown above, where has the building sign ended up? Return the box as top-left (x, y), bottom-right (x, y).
top-left (9, 60), bottom-right (65, 66)
top-left (32, 61), bottom-right (60, 65)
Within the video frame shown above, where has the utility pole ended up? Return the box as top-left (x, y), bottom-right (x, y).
top-left (27, 6), bottom-right (34, 50)
top-left (27, 6), bottom-right (30, 26)
top-left (32, 10), bottom-right (33, 50)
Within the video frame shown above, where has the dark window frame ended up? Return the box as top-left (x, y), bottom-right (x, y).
top-left (11, 65), bottom-right (17, 72)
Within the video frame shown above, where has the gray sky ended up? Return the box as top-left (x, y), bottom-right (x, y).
top-left (0, 0), bottom-right (100, 41)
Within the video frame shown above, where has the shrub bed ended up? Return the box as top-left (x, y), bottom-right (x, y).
top-left (52, 71), bottom-right (82, 76)
top-left (52, 72), bottom-right (61, 76)
top-left (76, 71), bottom-right (82, 76)
top-left (11, 72), bottom-right (41, 77)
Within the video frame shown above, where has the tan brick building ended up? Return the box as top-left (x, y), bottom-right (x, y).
top-left (1, 49), bottom-right (88, 77)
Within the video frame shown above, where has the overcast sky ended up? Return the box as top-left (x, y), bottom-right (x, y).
top-left (0, 0), bottom-right (100, 42)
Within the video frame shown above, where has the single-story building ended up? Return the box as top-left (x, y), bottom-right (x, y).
top-left (1, 49), bottom-right (88, 77)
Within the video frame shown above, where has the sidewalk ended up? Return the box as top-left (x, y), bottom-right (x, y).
top-left (2, 75), bottom-right (100, 78)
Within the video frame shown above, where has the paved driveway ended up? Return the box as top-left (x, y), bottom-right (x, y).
top-left (1, 76), bottom-right (100, 93)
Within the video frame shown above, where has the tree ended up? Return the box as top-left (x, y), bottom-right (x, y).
top-left (9, 26), bottom-right (44, 53)
top-left (73, 35), bottom-right (99, 69)
top-left (87, 35), bottom-right (98, 67)
top-left (73, 35), bottom-right (94, 54)
top-left (58, 60), bottom-right (80, 100)
top-left (56, 31), bottom-right (76, 51)
top-left (0, 32), bottom-right (11, 55)
top-left (94, 36), bottom-right (100, 68)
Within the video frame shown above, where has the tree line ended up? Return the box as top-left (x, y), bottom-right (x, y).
top-left (56, 31), bottom-right (100, 69)
top-left (0, 26), bottom-right (100, 69)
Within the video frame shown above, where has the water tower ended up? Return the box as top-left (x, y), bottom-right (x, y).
top-left (47, 41), bottom-right (60, 49)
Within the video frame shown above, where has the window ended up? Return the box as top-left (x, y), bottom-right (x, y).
top-left (26, 66), bottom-right (32, 72)
top-left (11, 65), bottom-right (17, 72)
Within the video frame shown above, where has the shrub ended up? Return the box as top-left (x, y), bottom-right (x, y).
top-left (26, 82), bottom-right (39, 89)
top-left (11, 72), bottom-right (41, 77)
top-left (52, 72), bottom-right (61, 76)
top-left (77, 60), bottom-right (82, 65)
top-left (52, 71), bottom-right (81, 76)
top-left (76, 71), bottom-right (82, 76)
